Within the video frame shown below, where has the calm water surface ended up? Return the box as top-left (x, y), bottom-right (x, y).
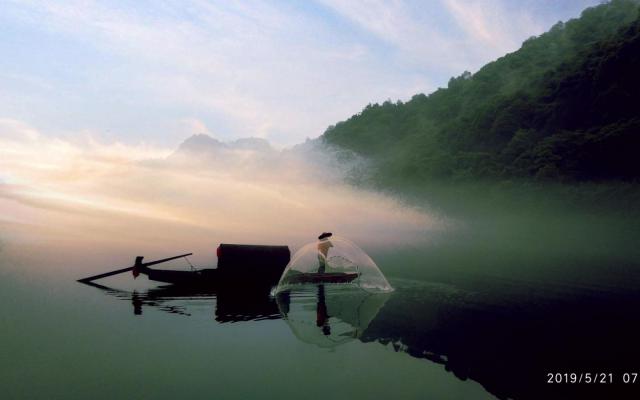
top-left (2, 204), bottom-right (640, 400)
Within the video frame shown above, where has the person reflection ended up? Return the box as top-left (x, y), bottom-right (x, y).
top-left (317, 232), bottom-right (333, 274)
top-left (132, 291), bottom-right (143, 315)
top-left (316, 284), bottom-right (331, 336)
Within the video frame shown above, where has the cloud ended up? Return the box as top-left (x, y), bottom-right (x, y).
top-left (321, 0), bottom-right (553, 74)
top-left (180, 118), bottom-right (214, 138)
top-left (443, 0), bottom-right (543, 60)
top-left (3, 0), bottom-right (420, 144)
top-left (0, 118), bottom-right (41, 141)
top-left (0, 118), bottom-right (171, 184)
top-left (1, 0), bottom-right (599, 147)
top-left (319, 0), bottom-right (466, 70)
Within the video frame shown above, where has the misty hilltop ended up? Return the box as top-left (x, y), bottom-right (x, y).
top-left (321, 0), bottom-right (640, 186)
top-left (174, 134), bottom-right (275, 157)
top-left (168, 133), bottom-right (368, 184)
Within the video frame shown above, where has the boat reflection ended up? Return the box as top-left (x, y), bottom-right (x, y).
top-left (83, 281), bottom-right (281, 322)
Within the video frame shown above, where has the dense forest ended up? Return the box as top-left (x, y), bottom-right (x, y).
top-left (322, 0), bottom-right (640, 187)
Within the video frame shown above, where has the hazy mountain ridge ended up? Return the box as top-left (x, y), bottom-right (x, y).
top-left (174, 134), bottom-right (275, 156)
top-left (321, 0), bottom-right (640, 186)
top-left (169, 134), bottom-right (370, 184)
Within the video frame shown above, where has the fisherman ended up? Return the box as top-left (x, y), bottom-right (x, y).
top-left (317, 232), bottom-right (333, 274)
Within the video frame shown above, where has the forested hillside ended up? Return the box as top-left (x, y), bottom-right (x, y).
top-left (322, 0), bottom-right (640, 186)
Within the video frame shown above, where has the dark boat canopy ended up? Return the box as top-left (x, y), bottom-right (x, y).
top-left (217, 243), bottom-right (290, 284)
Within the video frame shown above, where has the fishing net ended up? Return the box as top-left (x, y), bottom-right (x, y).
top-left (274, 235), bottom-right (393, 293)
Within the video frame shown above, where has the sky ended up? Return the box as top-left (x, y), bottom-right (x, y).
top-left (0, 0), bottom-right (602, 148)
top-left (0, 0), bottom-right (609, 277)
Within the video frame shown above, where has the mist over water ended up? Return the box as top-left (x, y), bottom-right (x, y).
top-left (2, 124), bottom-right (639, 299)
top-left (0, 126), bottom-right (439, 280)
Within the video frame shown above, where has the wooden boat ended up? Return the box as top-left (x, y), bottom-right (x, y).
top-left (143, 263), bottom-right (220, 286)
top-left (78, 244), bottom-right (290, 288)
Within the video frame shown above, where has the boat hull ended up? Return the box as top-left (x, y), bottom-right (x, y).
top-left (286, 272), bottom-right (359, 285)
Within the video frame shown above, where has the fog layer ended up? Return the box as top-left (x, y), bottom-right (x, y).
top-left (0, 120), bottom-right (439, 273)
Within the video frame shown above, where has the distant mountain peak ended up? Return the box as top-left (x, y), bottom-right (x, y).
top-left (173, 133), bottom-right (275, 159)
top-left (177, 134), bottom-right (226, 152)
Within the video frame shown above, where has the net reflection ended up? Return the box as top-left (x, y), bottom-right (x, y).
top-left (275, 284), bottom-right (390, 348)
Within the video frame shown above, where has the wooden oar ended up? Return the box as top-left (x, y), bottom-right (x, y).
top-left (142, 253), bottom-right (193, 267)
top-left (77, 253), bottom-right (193, 283)
top-left (77, 265), bottom-right (136, 283)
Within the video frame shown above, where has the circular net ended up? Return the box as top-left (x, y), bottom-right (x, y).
top-left (275, 235), bottom-right (393, 293)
